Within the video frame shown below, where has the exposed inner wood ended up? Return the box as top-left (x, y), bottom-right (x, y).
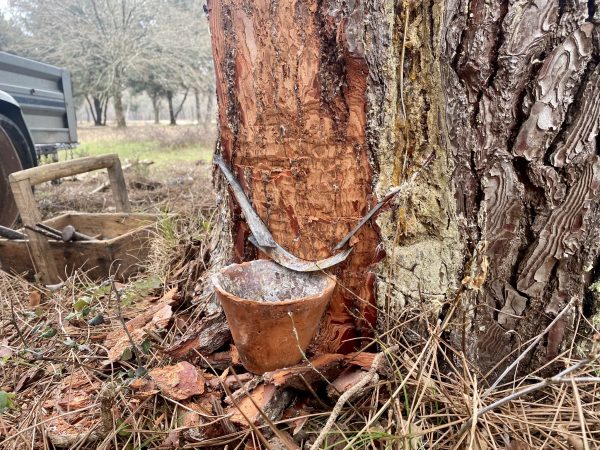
top-left (208, 0), bottom-right (382, 352)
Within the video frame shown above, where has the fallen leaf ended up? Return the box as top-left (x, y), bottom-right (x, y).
top-left (160, 430), bottom-right (179, 448)
top-left (28, 291), bottom-right (42, 307)
top-left (0, 339), bottom-right (12, 359)
top-left (104, 299), bottom-right (174, 362)
top-left (149, 362), bottom-right (205, 400)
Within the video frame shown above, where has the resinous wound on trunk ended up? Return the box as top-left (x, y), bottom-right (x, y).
top-left (208, 0), bottom-right (382, 352)
top-left (365, 1), bottom-right (462, 335)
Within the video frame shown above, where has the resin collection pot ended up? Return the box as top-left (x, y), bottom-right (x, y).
top-left (212, 259), bottom-right (336, 374)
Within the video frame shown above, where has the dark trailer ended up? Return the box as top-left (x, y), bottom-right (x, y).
top-left (0, 52), bottom-right (77, 226)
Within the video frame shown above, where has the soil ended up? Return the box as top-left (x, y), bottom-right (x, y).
top-left (34, 158), bottom-right (215, 219)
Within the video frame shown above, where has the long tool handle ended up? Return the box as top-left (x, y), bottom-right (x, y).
top-left (0, 225), bottom-right (26, 240)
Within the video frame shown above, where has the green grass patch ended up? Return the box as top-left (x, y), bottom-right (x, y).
top-left (73, 140), bottom-right (211, 168)
top-left (58, 125), bottom-right (214, 169)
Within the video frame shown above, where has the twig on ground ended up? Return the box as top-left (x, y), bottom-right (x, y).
top-left (109, 278), bottom-right (143, 363)
top-left (457, 356), bottom-right (598, 439)
top-left (310, 346), bottom-right (398, 450)
top-left (482, 297), bottom-right (575, 400)
top-left (571, 377), bottom-right (590, 450)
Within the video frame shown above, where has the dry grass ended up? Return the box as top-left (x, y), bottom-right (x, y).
top-left (1, 247), bottom-right (598, 449)
top-left (34, 160), bottom-right (214, 221)
top-left (1, 161), bottom-right (599, 449)
top-left (303, 296), bottom-right (600, 450)
top-left (77, 123), bottom-right (216, 150)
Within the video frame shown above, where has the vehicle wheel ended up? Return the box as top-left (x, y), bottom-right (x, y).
top-left (0, 113), bottom-right (35, 227)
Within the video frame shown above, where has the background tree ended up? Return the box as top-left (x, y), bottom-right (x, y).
top-left (130, 0), bottom-right (213, 125)
top-left (5, 0), bottom-right (214, 127)
top-left (208, 0), bottom-right (600, 376)
top-left (0, 12), bottom-right (22, 51)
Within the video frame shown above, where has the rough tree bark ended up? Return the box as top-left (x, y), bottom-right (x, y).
top-left (113, 91), bottom-right (126, 128)
top-left (207, 0), bottom-right (600, 375)
top-left (151, 94), bottom-right (161, 125)
top-left (85, 95), bottom-right (107, 126)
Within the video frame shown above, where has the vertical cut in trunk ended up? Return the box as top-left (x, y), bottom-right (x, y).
top-left (208, 0), bottom-right (387, 352)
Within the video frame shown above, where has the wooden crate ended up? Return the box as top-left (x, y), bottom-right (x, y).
top-left (2, 154), bottom-right (159, 283)
top-left (0, 212), bottom-right (156, 280)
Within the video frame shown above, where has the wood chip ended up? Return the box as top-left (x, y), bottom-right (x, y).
top-left (345, 352), bottom-right (378, 370)
top-left (166, 311), bottom-right (230, 360)
top-left (196, 345), bottom-right (241, 371)
top-left (149, 362), bottom-right (205, 400)
top-left (129, 378), bottom-right (158, 398)
top-left (264, 353), bottom-right (345, 390)
top-left (43, 370), bottom-right (101, 447)
top-left (327, 368), bottom-right (367, 399)
top-left (225, 383), bottom-right (292, 428)
top-left (104, 295), bottom-right (175, 362)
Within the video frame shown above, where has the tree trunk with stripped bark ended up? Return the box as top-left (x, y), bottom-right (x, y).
top-left (207, 0), bottom-right (600, 376)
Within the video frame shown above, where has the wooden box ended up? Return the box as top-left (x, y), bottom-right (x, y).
top-left (2, 154), bottom-right (158, 283)
top-left (0, 212), bottom-right (156, 281)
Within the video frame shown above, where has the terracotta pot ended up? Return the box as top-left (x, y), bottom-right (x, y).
top-left (212, 259), bottom-right (336, 374)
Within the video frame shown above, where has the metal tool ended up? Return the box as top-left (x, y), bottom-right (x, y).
top-left (0, 225), bottom-right (26, 240)
top-left (61, 225), bottom-right (94, 242)
top-left (214, 154), bottom-right (352, 272)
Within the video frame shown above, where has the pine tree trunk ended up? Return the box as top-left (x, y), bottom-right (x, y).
top-left (92, 96), bottom-right (104, 126)
top-left (207, 0), bottom-right (600, 374)
top-left (151, 94), bottom-right (161, 125)
top-left (445, 0), bottom-right (600, 375)
top-left (167, 91), bottom-right (177, 126)
top-left (113, 91), bottom-right (126, 128)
